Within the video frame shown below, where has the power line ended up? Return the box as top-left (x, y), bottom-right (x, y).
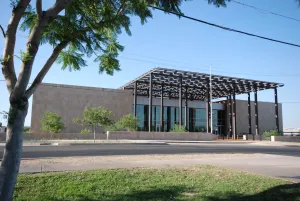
top-left (151, 6), bottom-right (300, 48)
top-left (119, 55), bottom-right (299, 77)
top-left (123, 52), bottom-right (210, 68)
top-left (119, 55), bottom-right (210, 72)
top-left (231, 0), bottom-right (300, 23)
top-left (121, 52), bottom-right (300, 77)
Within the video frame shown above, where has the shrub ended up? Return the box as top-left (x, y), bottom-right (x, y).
top-left (263, 130), bottom-right (283, 140)
top-left (263, 130), bottom-right (283, 137)
top-left (24, 126), bottom-right (30, 133)
top-left (81, 128), bottom-right (92, 134)
top-left (104, 124), bottom-right (120, 131)
top-left (117, 114), bottom-right (139, 131)
top-left (41, 112), bottom-right (64, 134)
top-left (170, 124), bottom-right (186, 132)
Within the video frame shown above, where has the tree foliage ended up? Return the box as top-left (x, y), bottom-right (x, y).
top-left (73, 106), bottom-right (114, 133)
top-left (18, 0), bottom-right (230, 78)
top-left (40, 112), bottom-right (65, 134)
top-left (117, 114), bottom-right (139, 131)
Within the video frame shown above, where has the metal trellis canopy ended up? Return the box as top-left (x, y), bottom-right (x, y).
top-left (120, 67), bottom-right (284, 100)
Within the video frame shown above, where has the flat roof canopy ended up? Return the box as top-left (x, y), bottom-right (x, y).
top-left (120, 68), bottom-right (284, 101)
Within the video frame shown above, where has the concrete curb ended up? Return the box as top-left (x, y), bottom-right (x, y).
top-left (20, 140), bottom-right (169, 146)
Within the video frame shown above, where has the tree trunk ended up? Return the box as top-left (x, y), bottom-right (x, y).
top-left (0, 101), bottom-right (28, 201)
top-left (93, 127), bottom-right (96, 143)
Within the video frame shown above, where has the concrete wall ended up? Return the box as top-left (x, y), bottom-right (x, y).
top-left (107, 131), bottom-right (218, 141)
top-left (271, 136), bottom-right (300, 142)
top-left (31, 83), bottom-right (133, 134)
top-left (227, 100), bottom-right (283, 135)
top-left (0, 133), bottom-right (107, 142)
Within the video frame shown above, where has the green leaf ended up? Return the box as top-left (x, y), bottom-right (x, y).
top-left (40, 112), bottom-right (65, 134)
top-left (117, 114), bottom-right (139, 131)
top-left (57, 48), bottom-right (87, 71)
top-left (74, 106), bottom-right (114, 134)
top-left (18, 0), bottom-right (228, 76)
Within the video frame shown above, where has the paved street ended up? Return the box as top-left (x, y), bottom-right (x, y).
top-left (1, 141), bottom-right (300, 182)
top-left (1, 141), bottom-right (299, 158)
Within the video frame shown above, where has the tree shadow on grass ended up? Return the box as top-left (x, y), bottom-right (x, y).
top-left (205, 183), bottom-right (300, 201)
top-left (45, 185), bottom-right (188, 201)
top-left (43, 183), bottom-right (300, 201)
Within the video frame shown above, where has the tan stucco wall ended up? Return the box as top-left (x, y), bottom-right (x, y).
top-left (31, 83), bottom-right (133, 133)
top-left (227, 100), bottom-right (283, 135)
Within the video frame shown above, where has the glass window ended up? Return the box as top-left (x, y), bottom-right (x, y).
top-left (189, 108), bottom-right (207, 132)
top-left (133, 104), bottom-right (224, 133)
top-left (136, 105), bottom-right (145, 130)
top-left (152, 106), bottom-right (161, 131)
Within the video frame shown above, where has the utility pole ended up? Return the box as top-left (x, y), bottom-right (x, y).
top-left (210, 64), bottom-right (213, 134)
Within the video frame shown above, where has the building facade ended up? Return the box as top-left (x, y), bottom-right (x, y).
top-left (31, 68), bottom-right (283, 137)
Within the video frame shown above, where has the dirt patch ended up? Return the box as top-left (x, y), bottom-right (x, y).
top-left (21, 153), bottom-right (269, 166)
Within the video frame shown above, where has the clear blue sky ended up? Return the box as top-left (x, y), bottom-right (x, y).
top-left (0, 0), bottom-right (299, 128)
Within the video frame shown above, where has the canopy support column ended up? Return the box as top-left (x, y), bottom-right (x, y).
top-left (148, 73), bottom-right (153, 132)
top-left (229, 95), bottom-right (233, 138)
top-left (274, 88), bottom-right (280, 132)
top-left (232, 88), bottom-right (237, 140)
top-left (185, 86), bottom-right (188, 130)
top-left (179, 76), bottom-right (182, 126)
top-left (160, 84), bottom-right (164, 132)
top-left (247, 92), bottom-right (253, 140)
top-left (133, 81), bottom-right (137, 117)
top-left (254, 88), bottom-right (260, 140)
top-left (206, 81), bottom-right (211, 133)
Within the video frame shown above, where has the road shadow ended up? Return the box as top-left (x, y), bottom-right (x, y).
top-left (38, 183), bottom-right (300, 201)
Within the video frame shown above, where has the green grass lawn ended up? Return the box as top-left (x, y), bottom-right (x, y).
top-left (14, 166), bottom-right (300, 201)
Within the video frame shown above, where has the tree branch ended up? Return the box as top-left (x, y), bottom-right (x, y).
top-left (0, 25), bottom-right (5, 38)
top-left (2, 0), bottom-right (31, 94)
top-left (36, 0), bottom-right (43, 19)
top-left (45, 0), bottom-right (73, 18)
top-left (25, 41), bottom-right (69, 98)
top-left (116, 0), bottom-right (126, 15)
top-left (11, 0), bottom-right (73, 102)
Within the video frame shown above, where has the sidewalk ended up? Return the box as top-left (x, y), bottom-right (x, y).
top-left (1, 139), bottom-right (299, 147)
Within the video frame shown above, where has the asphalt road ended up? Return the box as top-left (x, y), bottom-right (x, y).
top-left (1, 142), bottom-right (300, 159)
